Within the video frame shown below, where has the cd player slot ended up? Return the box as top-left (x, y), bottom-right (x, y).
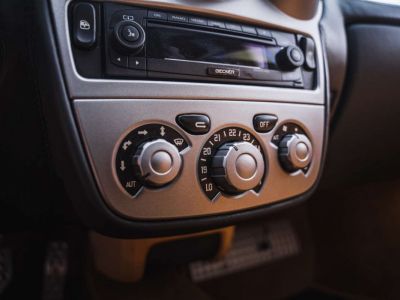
top-left (147, 58), bottom-right (284, 82)
top-left (146, 22), bottom-right (279, 70)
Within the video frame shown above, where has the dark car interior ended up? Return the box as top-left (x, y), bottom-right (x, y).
top-left (1, 0), bottom-right (400, 299)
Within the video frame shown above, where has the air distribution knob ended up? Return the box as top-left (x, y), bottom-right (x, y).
top-left (278, 134), bottom-right (313, 172)
top-left (211, 142), bottom-right (265, 194)
top-left (132, 139), bottom-right (182, 187)
top-left (277, 45), bottom-right (305, 70)
top-left (113, 20), bottom-right (146, 54)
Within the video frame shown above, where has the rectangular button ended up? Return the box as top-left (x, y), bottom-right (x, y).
top-left (300, 36), bottom-right (316, 70)
top-left (207, 20), bottom-right (225, 29)
top-left (168, 14), bottom-right (188, 23)
top-left (73, 3), bottom-right (96, 49)
top-left (248, 69), bottom-right (282, 81)
top-left (207, 67), bottom-right (240, 78)
top-left (176, 114), bottom-right (210, 135)
top-left (110, 51), bottom-right (128, 68)
top-left (189, 16), bottom-right (208, 26)
top-left (242, 25), bottom-right (257, 35)
top-left (253, 115), bottom-right (278, 133)
top-left (128, 57), bottom-right (146, 70)
top-left (226, 23), bottom-right (242, 32)
top-left (148, 11), bottom-right (167, 20)
top-left (256, 28), bottom-right (272, 38)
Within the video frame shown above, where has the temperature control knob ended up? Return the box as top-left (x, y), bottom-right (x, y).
top-left (278, 134), bottom-right (312, 172)
top-left (113, 20), bottom-right (145, 54)
top-left (133, 139), bottom-right (182, 187)
top-left (211, 142), bottom-right (265, 194)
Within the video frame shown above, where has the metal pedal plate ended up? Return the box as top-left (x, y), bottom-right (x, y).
top-left (190, 221), bottom-right (300, 282)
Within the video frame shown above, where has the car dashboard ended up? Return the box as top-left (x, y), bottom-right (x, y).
top-left (1, 0), bottom-right (400, 299)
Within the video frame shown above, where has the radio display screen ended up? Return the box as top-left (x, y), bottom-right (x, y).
top-left (147, 25), bottom-right (274, 69)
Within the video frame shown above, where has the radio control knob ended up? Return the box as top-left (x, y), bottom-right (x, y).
top-left (278, 134), bottom-right (312, 172)
top-left (277, 45), bottom-right (305, 70)
top-left (211, 142), bottom-right (265, 194)
top-left (113, 20), bottom-right (145, 54)
top-left (133, 139), bottom-right (182, 187)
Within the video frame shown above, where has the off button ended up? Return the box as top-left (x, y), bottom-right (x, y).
top-left (253, 114), bottom-right (278, 133)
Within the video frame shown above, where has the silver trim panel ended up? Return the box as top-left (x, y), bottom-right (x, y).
top-left (74, 99), bottom-right (324, 220)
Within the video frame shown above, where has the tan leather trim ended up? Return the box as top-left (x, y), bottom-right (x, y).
top-left (90, 227), bottom-right (235, 282)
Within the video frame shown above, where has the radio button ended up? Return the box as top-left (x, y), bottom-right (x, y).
top-left (271, 31), bottom-right (296, 46)
top-left (242, 25), bottom-right (257, 35)
top-left (248, 69), bottom-right (282, 81)
top-left (277, 46), bottom-right (305, 71)
top-left (226, 23), bottom-right (242, 32)
top-left (168, 14), bottom-right (188, 23)
top-left (121, 25), bottom-right (139, 42)
top-left (299, 37), bottom-right (316, 70)
top-left (128, 57), bottom-right (146, 70)
top-left (253, 115), bottom-right (278, 133)
top-left (113, 20), bottom-right (146, 54)
top-left (207, 20), bottom-right (225, 29)
top-left (176, 114), bottom-right (210, 135)
top-left (290, 47), bottom-right (303, 63)
top-left (148, 11), bottom-right (167, 20)
top-left (110, 50), bottom-right (128, 68)
top-left (72, 3), bottom-right (96, 49)
top-left (256, 28), bottom-right (272, 39)
top-left (189, 17), bottom-right (208, 26)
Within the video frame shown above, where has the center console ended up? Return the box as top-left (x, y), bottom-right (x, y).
top-left (47, 0), bottom-right (326, 234)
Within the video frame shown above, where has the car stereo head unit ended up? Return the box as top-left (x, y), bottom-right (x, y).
top-left (70, 2), bottom-right (318, 90)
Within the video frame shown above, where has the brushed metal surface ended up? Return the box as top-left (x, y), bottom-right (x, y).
top-left (74, 99), bottom-right (324, 220)
top-left (212, 142), bottom-right (265, 192)
top-left (279, 134), bottom-right (313, 170)
top-left (133, 139), bottom-right (182, 186)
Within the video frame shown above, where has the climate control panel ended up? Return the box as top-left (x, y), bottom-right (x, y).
top-left (113, 121), bottom-right (315, 203)
top-left (74, 99), bottom-right (323, 220)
